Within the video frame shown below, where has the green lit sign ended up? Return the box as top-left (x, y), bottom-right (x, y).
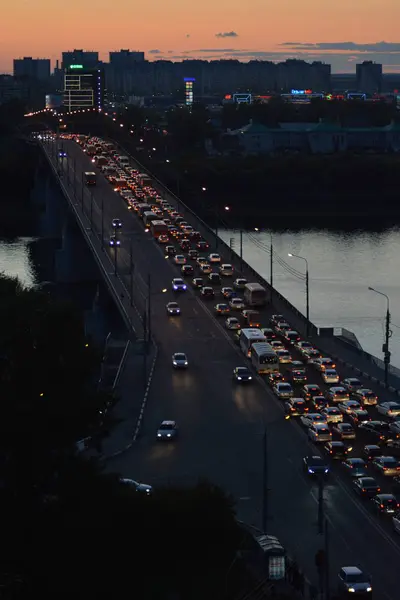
top-left (70, 64), bottom-right (83, 69)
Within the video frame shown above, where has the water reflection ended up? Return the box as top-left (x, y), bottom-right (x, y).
top-left (0, 237), bottom-right (37, 286)
top-left (220, 228), bottom-right (400, 367)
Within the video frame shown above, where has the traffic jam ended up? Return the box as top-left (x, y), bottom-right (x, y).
top-left (78, 135), bottom-right (400, 533)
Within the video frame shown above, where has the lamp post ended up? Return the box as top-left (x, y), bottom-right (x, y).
top-left (288, 253), bottom-right (310, 337)
top-left (368, 286), bottom-right (392, 386)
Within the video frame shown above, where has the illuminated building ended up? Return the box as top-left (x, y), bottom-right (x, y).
top-left (184, 77), bottom-right (195, 106)
top-left (63, 66), bottom-right (104, 111)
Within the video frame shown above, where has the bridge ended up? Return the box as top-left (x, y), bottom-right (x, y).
top-left (34, 129), bottom-right (400, 598)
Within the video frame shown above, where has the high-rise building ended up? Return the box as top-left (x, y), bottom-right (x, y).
top-left (356, 61), bottom-right (382, 94)
top-left (63, 66), bottom-right (104, 111)
top-left (61, 49), bottom-right (100, 70)
top-left (13, 57), bottom-right (50, 80)
top-left (109, 49), bottom-right (145, 68)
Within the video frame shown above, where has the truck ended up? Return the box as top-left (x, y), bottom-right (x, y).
top-left (243, 282), bottom-right (268, 307)
top-left (84, 172), bottom-right (96, 186)
top-left (142, 211), bottom-right (158, 228)
top-left (150, 220), bottom-right (168, 238)
top-left (139, 173), bottom-right (152, 187)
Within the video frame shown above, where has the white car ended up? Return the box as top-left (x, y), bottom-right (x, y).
top-left (120, 478), bottom-right (153, 494)
top-left (174, 255), bottom-right (186, 265)
top-left (321, 406), bottom-right (343, 424)
top-left (172, 278), bottom-right (187, 291)
top-left (166, 302), bottom-right (180, 315)
top-left (219, 263), bottom-right (234, 276)
top-left (273, 382), bottom-right (293, 399)
top-left (270, 340), bottom-right (285, 351)
top-left (209, 253), bottom-right (221, 263)
top-left (276, 349), bottom-right (292, 364)
top-left (295, 341), bottom-right (314, 355)
top-left (172, 352), bottom-right (188, 368)
top-left (157, 420), bottom-right (178, 440)
top-left (314, 357), bottom-right (336, 372)
top-left (229, 297), bottom-right (245, 310)
top-left (233, 278), bottom-right (247, 290)
top-left (226, 317), bottom-right (241, 330)
top-left (338, 400), bottom-right (361, 415)
top-left (377, 402), bottom-right (400, 418)
top-left (322, 369), bottom-right (340, 384)
top-left (354, 388), bottom-right (378, 406)
top-left (308, 423), bottom-right (332, 443)
top-left (300, 413), bottom-right (328, 428)
top-left (341, 378), bottom-right (362, 394)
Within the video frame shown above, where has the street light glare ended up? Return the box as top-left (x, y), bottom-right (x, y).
top-left (161, 289), bottom-right (167, 293)
top-left (288, 253), bottom-right (293, 257)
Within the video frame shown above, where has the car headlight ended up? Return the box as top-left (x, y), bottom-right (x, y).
top-left (157, 433), bottom-right (161, 437)
top-left (173, 361), bottom-right (177, 365)
top-left (308, 469), bottom-right (315, 474)
top-left (367, 587), bottom-right (372, 592)
top-left (324, 468), bottom-right (329, 473)
top-left (237, 376), bottom-right (242, 380)
top-left (173, 286), bottom-right (177, 290)
top-left (184, 361), bottom-right (188, 365)
top-left (183, 285), bottom-right (187, 289)
top-left (167, 433), bottom-right (171, 437)
top-left (348, 588), bottom-right (355, 593)
top-left (248, 376), bottom-right (252, 380)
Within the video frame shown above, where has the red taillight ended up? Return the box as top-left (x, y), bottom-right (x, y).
top-left (380, 504), bottom-right (384, 508)
top-left (362, 488), bottom-right (366, 492)
top-left (377, 488), bottom-right (380, 492)
top-left (291, 407), bottom-right (295, 411)
top-left (383, 467), bottom-right (387, 471)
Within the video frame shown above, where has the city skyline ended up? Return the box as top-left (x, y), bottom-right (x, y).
top-left (2, 0), bottom-right (400, 73)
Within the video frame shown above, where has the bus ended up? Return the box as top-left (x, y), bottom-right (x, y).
top-left (239, 328), bottom-right (267, 358)
top-left (150, 220), bottom-right (168, 238)
top-left (250, 342), bottom-right (279, 374)
top-left (244, 283), bottom-right (268, 307)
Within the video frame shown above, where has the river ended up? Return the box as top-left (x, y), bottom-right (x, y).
top-left (219, 227), bottom-right (400, 368)
top-left (0, 237), bottom-right (37, 286)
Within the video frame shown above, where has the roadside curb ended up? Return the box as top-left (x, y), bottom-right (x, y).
top-left (103, 345), bottom-right (158, 460)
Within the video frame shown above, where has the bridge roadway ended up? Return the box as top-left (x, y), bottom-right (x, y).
top-left (48, 138), bottom-right (399, 598)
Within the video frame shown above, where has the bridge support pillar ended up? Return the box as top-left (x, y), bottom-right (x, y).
top-left (55, 211), bottom-right (98, 284)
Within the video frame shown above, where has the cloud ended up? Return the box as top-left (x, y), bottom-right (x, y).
top-left (215, 31), bottom-right (238, 38)
top-left (148, 49), bottom-right (161, 54)
top-left (281, 41), bottom-right (400, 53)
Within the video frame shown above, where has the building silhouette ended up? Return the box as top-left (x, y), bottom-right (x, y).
top-left (13, 57), bottom-right (50, 81)
top-left (63, 66), bottom-right (104, 111)
top-left (356, 61), bottom-right (382, 94)
top-left (61, 50), bottom-right (100, 70)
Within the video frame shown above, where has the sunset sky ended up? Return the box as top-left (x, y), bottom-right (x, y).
top-left (2, 0), bottom-right (400, 73)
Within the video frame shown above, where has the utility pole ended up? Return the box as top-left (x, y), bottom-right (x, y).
top-left (306, 267), bottom-right (310, 338)
top-left (318, 477), bottom-right (324, 534)
top-left (90, 192), bottom-right (94, 232)
top-left (215, 205), bottom-right (219, 251)
top-left (143, 308), bottom-right (147, 387)
top-left (240, 229), bottom-right (243, 268)
top-left (130, 239), bottom-right (134, 307)
top-left (114, 244), bottom-right (118, 276)
top-left (262, 426), bottom-right (268, 534)
top-left (270, 237), bottom-right (273, 303)
top-left (81, 173), bottom-right (84, 213)
top-left (73, 157), bottom-right (77, 198)
top-left (324, 519), bottom-right (330, 600)
top-left (147, 273), bottom-right (151, 353)
top-left (101, 195), bottom-right (104, 249)
top-left (384, 306), bottom-right (391, 386)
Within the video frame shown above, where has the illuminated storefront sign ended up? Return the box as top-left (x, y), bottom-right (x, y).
top-left (291, 89), bottom-right (312, 95)
top-left (69, 64), bottom-right (84, 69)
top-left (233, 93), bottom-right (252, 104)
top-left (184, 77), bottom-right (195, 106)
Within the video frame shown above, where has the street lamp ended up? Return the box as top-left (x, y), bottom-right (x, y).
top-left (368, 286), bottom-right (392, 386)
top-left (288, 253), bottom-right (310, 337)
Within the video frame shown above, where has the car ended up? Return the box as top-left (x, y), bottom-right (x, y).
top-left (112, 218), bottom-right (122, 228)
top-left (261, 328), bottom-right (276, 341)
top-left (209, 253), bottom-right (221, 263)
top-left (308, 423), bottom-right (332, 443)
top-left (172, 352), bottom-right (188, 369)
top-left (200, 263), bottom-right (212, 275)
top-left (295, 341), bottom-right (314, 355)
top-left (275, 321), bottom-right (291, 334)
top-left (270, 340), bottom-right (285, 351)
top-left (302, 384), bottom-right (322, 401)
top-left (372, 456), bottom-right (400, 476)
top-left (58, 150), bottom-right (68, 157)
top-left (233, 278), bottom-right (247, 290)
top-left (354, 388), bottom-right (378, 406)
top-left (321, 369), bottom-right (340, 384)
top-left (359, 421), bottom-right (392, 443)
top-left (273, 382), bottom-right (293, 399)
top-left (222, 287), bottom-right (235, 299)
top-left (389, 416), bottom-right (400, 437)
top-left (340, 378), bottom-right (362, 394)
top-left (120, 478), bottom-right (153, 494)
top-left (188, 249), bottom-right (199, 260)
top-left (214, 303), bottom-right (230, 315)
top-left (192, 277), bottom-right (204, 289)
top-left (348, 409), bottom-right (371, 427)
top-left (363, 444), bottom-right (382, 461)
top-left (304, 348), bottom-right (322, 364)
top-left (332, 422), bottom-right (356, 440)
top-left (157, 420), bottom-right (178, 440)
top-left (372, 493), bottom-right (400, 515)
top-left (174, 254), bottom-right (186, 265)
top-left (284, 398), bottom-right (309, 418)
top-left (314, 357), bottom-right (336, 371)
top-left (337, 567), bottom-right (372, 596)
top-left (327, 386), bottom-right (350, 403)
top-left (303, 455), bottom-right (330, 476)
top-left (109, 235), bottom-right (121, 247)
top-left (300, 413), bottom-right (328, 428)
top-left (324, 441), bottom-right (350, 459)
top-left (229, 297), bottom-right (245, 310)
top-left (233, 367), bottom-right (253, 382)
top-left (270, 314), bottom-right (285, 326)
top-left (172, 278), bottom-right (187, 291)
top-left (209, 272), bottom-right (221, 285)
top-left (166, 302), bottom-right (180, 315)
top-left (352, 476), bottom-right (381, 498)
top-left (338, 400), bottom-right (361, 415)
top-left (284, 330), bottom-right (301, 344)
top-left (276, 349), bottom-right (292, 364)
top-left (243, 310), bottom-right (261, 328)
top-left (181, 265), bottom-right (194, 276)
top-left (225, 317), bottom-right (241, 330)
top-left (219, 263), bottom-right (234, 276)
top-left (200, 286), bottom-right (214, 298)
top-left (196, 240), bottom-right (210, 250)
top-left (343, 458), bottom-right (367, 477)
top-left (285, 365), bottom-right (307, 384)
top-left (267, 371), bottom-right (285, 386)
top-left (158, 234), bottom-right (169, 244)
top-left (310, 396), bottom-right (329, 411)
top-left (377, 402), bottom-right (400, 418)
top-left (321, 406), bottom-right (343, 424)
top-left (165, 245), bottom-right (176, 256)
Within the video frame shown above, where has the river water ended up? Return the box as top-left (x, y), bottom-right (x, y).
top-left (0, 237), bottom-right (37, 286)
top-left (219, 228), bottom-right (400, 368)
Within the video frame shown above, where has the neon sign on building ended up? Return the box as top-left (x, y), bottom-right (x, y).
top-left (184, 77), bottom-right (195, 106)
